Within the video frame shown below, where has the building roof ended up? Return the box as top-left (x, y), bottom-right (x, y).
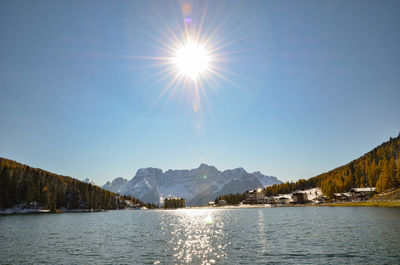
top-left (334, 192), bottom-right (351, 197)
top-left (165, 197), bottom-right (184, 200)
top-left (294, 188), bottom-right (323, 201)
top-left (247, 188), bottom-right (263, 194)
top-left (351, 187), bottom-right (376, 192)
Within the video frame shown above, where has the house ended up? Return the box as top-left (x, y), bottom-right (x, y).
top-left (334, 192), bottom-right (352, 201)
top-left (301, 188), bottom-right (323, 202)
top-left (350, 187), bottom-right (376, 202)
top-left (245, 189), bottom-right (265, 204)
top-left (292, 192), bottom-right (307, 204)
top-left (124, 200), bottom-right (140, 209)
top-left (264, 196), bottom-right (275, 204)
top-left (164, 197), bottom-right (185, 209)
top-left (313, 195), bottom-right (326, 204)
top-left (271, 194), bottom-right (292, 204)
top-left (278, 197), bottom-right (290, 205)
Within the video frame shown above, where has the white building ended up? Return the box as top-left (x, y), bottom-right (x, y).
top-left (245, 189), bottom-right (265, 204)
top-left (350, 187), bottom-right (376, 201)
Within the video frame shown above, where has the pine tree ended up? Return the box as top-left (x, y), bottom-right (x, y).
top-left (0, 167), bottom-right (10, 208)
top-left (388, 157), bottom-right (397, 187)
top-left (25, 183), bottom-right (36, 204)
top-left (377, 160), bottom-right (395, 192)
top-left (40, 186), bottom-right (50, 209)
top-left (81, 186), bottom-right (89, 207)
top-left (396, 158), bottom-right (400, 184)
top-left (367, 161), bottom-right (378, 187)
top-left (321, 179), bottom-right (335, 199)
top-left (50, 191), bottom-right (57, 212)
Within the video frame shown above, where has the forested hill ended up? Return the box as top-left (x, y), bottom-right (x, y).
top-left (0, 157), bottom-right (145, 211)
top-left (264, 133), bottom-right (400, 198)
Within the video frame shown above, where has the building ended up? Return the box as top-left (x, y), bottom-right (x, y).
top-left (164, 197), bottom-right (185, 209)
top-left (278, 197), bottom-right (290, 204)
top-left (264, 196), bottom-right (275, 204)
top-left (334, 192), bottom-right (352, 201)
top-left (350, 187), bottom-right (376, 202)
top-left (313, 195), bottom-right (326, 204)
top-left (292, 192), bottom-right (307, 204)
top-left (124, 200), bottom-right (140, 209)
top-left (272, 194), bottom-right (292, 204)
top-left (300, 188), bottom-right (323, 202)
top-left (245, 189), bottom-right (265, 204)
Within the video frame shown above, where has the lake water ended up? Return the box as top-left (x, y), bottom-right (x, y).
top-left (1, 207), bottom-right (400, 264)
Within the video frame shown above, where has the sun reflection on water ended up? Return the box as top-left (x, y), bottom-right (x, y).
top-left (160, 209), bottom-right (227, 264)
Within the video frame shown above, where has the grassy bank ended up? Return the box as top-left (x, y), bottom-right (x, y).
top-left (325, 201), bottom-right (400, 208)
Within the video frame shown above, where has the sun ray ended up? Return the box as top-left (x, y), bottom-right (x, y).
top-left (161, 75), bottom-right (185, 113)
top-left (198, 77), bottom-right (213, 115)
top-left (194, 1), bottom-right (208, 44)
top-left (149, 72), bottom-right (184, 110)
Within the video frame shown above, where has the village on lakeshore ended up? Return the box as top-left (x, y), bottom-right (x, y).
top-left (155, 187), bottom-right (378, 210)
top-left (205, 187), bottom-right (377, 208)
top-left (108, 185), bottom-right (381, 210)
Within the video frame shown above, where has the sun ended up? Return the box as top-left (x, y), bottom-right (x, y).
top-left (173, 41), bottom-right (211, 80)
top-left (136, 2), bottom-right (243, 117)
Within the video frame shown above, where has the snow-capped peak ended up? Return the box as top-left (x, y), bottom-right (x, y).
top-left (103, 165), bottom-right (282, 206)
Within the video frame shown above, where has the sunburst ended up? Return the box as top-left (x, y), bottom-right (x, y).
top-left (137, 1), bottom-right (244, 119)
top-left (173, 40), bottom-right (210, 80)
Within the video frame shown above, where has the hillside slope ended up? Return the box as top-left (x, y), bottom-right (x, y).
top-left (264, 133), bottom-right (400, 198)
top-left (0, 158), bottom-right (141, 211)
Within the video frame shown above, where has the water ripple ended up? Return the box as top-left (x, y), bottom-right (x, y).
top-left (1, 207), bottom-right (400, 264)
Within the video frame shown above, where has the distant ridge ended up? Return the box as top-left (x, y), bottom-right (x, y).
top-left (103, 164), bottom-right (282, 206)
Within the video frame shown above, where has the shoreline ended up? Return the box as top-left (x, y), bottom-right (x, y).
top-left (2, 200), bottom-right (400, 215)
top-left (320, 201), bottom-right (400, 208)
top-left (186, 200), bottom-right (400, 209)
top-left (0, 208), bottom-right (105, 215)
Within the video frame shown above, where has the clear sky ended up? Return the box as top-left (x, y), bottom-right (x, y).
top-left (1, 0), bottom-right (399, 185)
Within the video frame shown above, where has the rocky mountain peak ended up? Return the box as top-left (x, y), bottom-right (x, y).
top-left (103, 165), bottom-right (282, 206)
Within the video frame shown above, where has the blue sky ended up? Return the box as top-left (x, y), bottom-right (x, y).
top-left (1, 0), bottom-right (399, 185)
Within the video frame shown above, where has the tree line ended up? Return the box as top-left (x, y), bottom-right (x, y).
top-left (216, 133), bottom-right (400, 203)
top-left (0, 157), bottom-right (156, 210)
top-left (215, 193), bottom-right (246, 205)
top-left (265, 133), bottom-right (400, 199)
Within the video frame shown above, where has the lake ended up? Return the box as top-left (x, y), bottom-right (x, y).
top-left (1, 207), bottom-right (400, 264)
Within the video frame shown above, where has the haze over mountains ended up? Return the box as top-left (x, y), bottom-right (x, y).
top-left (102, 164), bottom-right (282, 206)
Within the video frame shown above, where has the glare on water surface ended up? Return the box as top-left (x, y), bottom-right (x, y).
top-left (160, 208), bottom-right (226, 265)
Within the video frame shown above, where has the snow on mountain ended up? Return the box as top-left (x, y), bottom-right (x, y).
top-left (251, 171), bottom-right (281, 187)
top-left (82, 178), bottom-right (95, 185)
top-left (102, 177), bottom-right (128, 194)
top-left (102, 164), bottom-right (282, 206)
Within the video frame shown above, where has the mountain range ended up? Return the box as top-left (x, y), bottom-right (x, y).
top-left (102, 164), bottom-right (282, 206)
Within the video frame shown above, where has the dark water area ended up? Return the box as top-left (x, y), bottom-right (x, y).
top-left (1, 207), bottom-right (400, 264)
